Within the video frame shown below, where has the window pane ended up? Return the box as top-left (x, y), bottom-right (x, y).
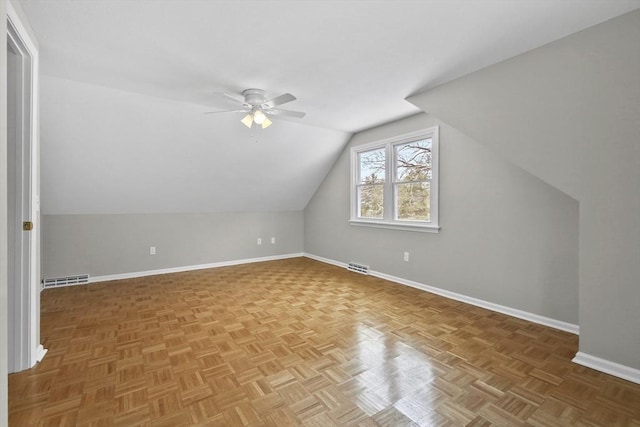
top-left (395, 138), bottom-right (432, 182)
top-left (358, 148), bottom-right (385, 184)
top-left (396, 182), bottom-right (430, 221)
top-left (358, 185), bottom-right (384, 219)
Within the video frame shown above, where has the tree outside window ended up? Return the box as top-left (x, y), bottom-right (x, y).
top-left (357, 148), bottom-right (385, 219)
top-left (395, 139), bottom-right (431, 221)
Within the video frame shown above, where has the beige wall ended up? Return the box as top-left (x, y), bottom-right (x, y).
top-left (408, 11), bottom-right (640, 370)
top-left (305, 113), bottom-right (579, 325)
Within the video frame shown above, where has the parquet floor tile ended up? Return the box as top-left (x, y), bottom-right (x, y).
top-left (8, 257), bottom-right (640, 426)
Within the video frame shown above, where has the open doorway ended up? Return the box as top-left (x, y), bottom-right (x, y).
top-left (6, 3), bottom-right (44, 373)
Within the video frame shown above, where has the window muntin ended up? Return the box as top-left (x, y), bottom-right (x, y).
top-left (351, 126), bottom-right (439, 232)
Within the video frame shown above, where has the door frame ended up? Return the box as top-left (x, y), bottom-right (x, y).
top-left (6, 0), bottom-right (44, 373)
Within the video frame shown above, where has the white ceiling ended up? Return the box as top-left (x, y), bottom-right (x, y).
top-left (16, 0), bottom-right (640, 214)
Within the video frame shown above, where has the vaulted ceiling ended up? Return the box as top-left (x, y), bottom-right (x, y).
top-left (16, 0), bottom-right (639, 214)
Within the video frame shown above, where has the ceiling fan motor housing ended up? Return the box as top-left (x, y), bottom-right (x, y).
top-left (242, 88), bottom-right (268, 106)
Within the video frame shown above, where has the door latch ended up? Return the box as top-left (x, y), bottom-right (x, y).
top-left (23, 221), bottom-right (33, 231)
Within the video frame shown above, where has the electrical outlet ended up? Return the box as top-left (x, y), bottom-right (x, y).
top-left (150, 246), bottom-right (156, 255)
top-left (403, 251), bottom-right (409, 262)
top-left (271, 237), bottom-right (276, 244)
top-left (257, 238), bottom-right (262, 245)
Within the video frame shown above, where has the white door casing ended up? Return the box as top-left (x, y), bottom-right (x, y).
top-left (6, 0), bottom-right (45, 373)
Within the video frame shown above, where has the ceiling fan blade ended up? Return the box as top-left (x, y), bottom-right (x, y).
top-left (223, 92), bottom-right (246, 105)
top-left (212, 91), bottom-right (246, 105)
top-left (204, 108), bottom-right (249, 115)
top-left (265, 108), bottom-right (306, 119)
top-left (262, 93), bottom-right (296, 109)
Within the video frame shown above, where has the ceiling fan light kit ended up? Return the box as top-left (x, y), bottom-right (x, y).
top-left (206, 88), bottom-right (305, 129)
top-left (241, 109), bottom-right (272, 129)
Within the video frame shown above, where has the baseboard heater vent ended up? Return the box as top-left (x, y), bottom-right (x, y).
top-left (347, 262), bottom-right (369, 275)
top-left (43, 274), bottom-right (89, 288)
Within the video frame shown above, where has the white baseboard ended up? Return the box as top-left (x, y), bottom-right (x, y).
top-left (303, 252), bottom-right (579, 335)
top-left (305, 254), bottom-right (640, 383)
top-left (373, 270), bottom-right (579, 335)
top-left (90, 253), bottom-right (304, 284)
top-left (33, 344), bottom-right (48, 365)
top-left (304, 253), bottom-right (349, 269)
top-left (572, 352), bottom-right (640, 385)
top-left (48, 251), bottom-right (640, 385)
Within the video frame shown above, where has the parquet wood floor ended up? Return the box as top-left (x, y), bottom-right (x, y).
top-left (8, 257), bottom-right (640, 426)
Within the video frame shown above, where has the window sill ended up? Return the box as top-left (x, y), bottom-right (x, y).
top-left (349, 219), bottom-right (440, 233)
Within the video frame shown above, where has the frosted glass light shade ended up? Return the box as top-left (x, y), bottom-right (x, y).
top-left (241, 114), bottom-right (253, 128)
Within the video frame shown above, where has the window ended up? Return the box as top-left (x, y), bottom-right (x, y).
top-left (350, 126), bottom-right (439, 232)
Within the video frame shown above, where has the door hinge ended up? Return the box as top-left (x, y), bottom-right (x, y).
top-left (23, 221), bottom-right (33, 231)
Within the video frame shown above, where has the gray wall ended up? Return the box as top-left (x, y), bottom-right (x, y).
top-left (305, 113), bottom-right (579, 324)
top-left (408, 11), bottom-right (640, 370)
top-left (42, 211), bottom-right (303, 279)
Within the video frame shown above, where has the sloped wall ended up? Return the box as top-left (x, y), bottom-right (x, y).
top-left (39, 76), bottom-right (348, 214)
top-left (305, 113), bottom-right (579, 325)
top-left (408, 11), bottom-right (640, 370)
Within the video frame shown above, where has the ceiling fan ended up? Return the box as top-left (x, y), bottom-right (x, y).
top-left (206, 88), bottom-right (306, 129)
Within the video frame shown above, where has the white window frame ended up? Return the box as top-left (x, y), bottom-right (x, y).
top-left (350, 126), bottom-right (440, 233)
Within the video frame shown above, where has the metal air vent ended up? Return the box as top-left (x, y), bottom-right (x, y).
top-left (43, 274), bottom-right (89, 288)
top-left (347, 262), bottom-right (369, 275)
